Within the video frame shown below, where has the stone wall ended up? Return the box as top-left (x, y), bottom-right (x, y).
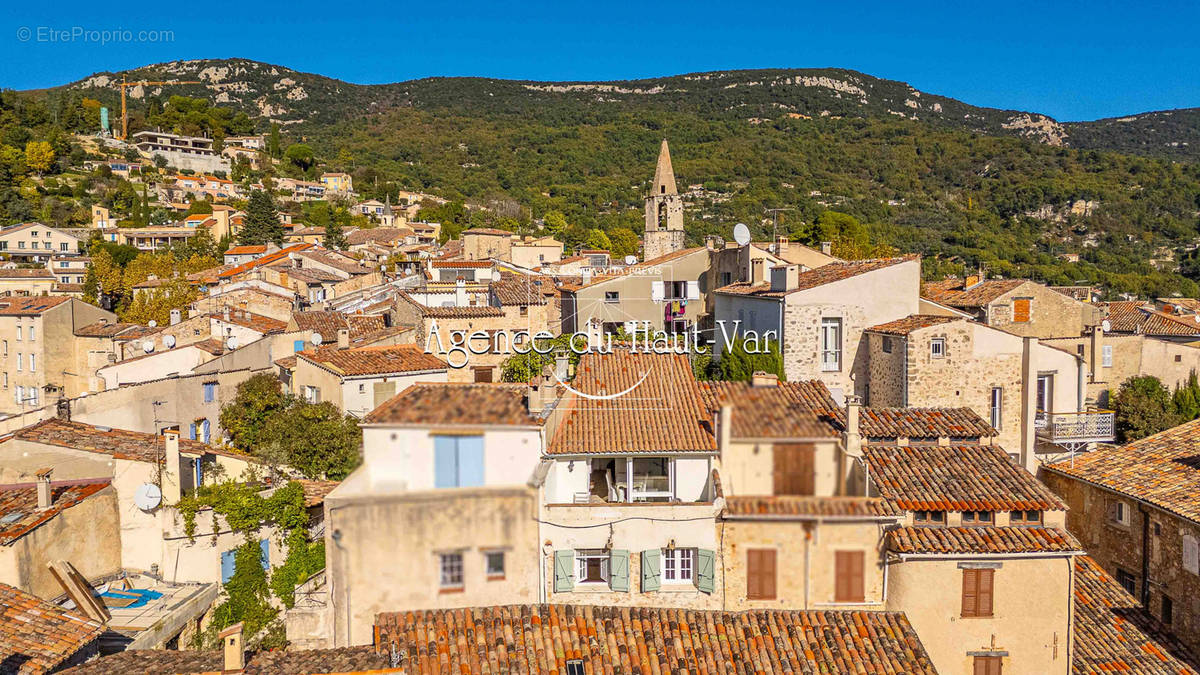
top-left (865, 332), bottom-right (907, 406)
top-left (987, 282), bottom-right (1099, 339)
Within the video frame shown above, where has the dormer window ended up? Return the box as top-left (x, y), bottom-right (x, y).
top-left (1010, 510), bottom-right (1042, 526)
top-left (913, 510), bottom-right (946, 526)
top-left (961, 510), bottom-right (993, 526)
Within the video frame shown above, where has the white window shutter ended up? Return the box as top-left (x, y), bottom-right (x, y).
top-left (686, 281), bottom-right (700, 300)
top-left (650, 282), bottom-right (664, 302)
top-left (1184, 534), bottom-right (1199, 575)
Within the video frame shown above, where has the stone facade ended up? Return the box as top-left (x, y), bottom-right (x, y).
top-left (983, 281), bottom-right (1102, 339)
top-left (1043, 332), bottom-right (1200, 407)
top-left (643, 140), bottom-right (686, 262)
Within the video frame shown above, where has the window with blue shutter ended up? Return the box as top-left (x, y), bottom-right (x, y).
top-left (259, 539), bottom-right (270, 570)
top-left (188, 423), bottom-right (197, 440)
top-left (609, 550), bottom-right (630, 592)
top-left (203, 382), bottom-right (217, 403)
top-left (696, 549), bottom-right (715, 594)
top-left (220, 549), bottom-right (236, 584)
top-left (432, 435), bottom-right (485, 488)
top-left (201, 419), bottom-right (211, 443)
top-left (293, 339), bottom-right (305, 353)
top-left (553, 550), bottom-right (575, 592)
top-left (641, 549), bottom-right (661, 592)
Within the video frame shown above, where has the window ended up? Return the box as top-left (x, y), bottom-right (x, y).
top-left (519, 305), bottom-right (528, 317)
top-left (1116, 568), bottom-right (1137, 596)
top-left (60, 243), bottom-right (68, 252)
top-left (14, 386), bottom-right (22, 405)
top-left (485, 551), bottom-right (505, 579)
top-left (2, 340), bottom-right (6, 355)
top-left (1009, 510), bottom-right (1042, 526)
top-left (720, 271), bottom-right (732, 287)
top-left (1163, 595), bottom-right (1174, 625)
top-left (662, 548), bottom-right (695, 584)
top-left (962, 511), bottom-right (993, 526)
top-left (746, 549), bottom-right (776, 600)
top-left (773, 443), bottom-right (815, 495)
top-left (433, 435), bottom-right (485, 488)
top-left (576, 549), bottom-right (609, 584)
top-left (293, 339), bottom-right (305, 353)
top-left (27, 326), bottom-right (34, 342)
top-left (973, 655), bottom-right (1003, 675)
top-left (1102, 344), bottom-right (1113, 367)
top-left (834, 551), bottom-right (865, 602)
top-left (439, 553), bottom-right (463, 590)
top-left (990, 387), bottom-right (1003, 430)
top-left (913, 510), bottom-right (946, 526)
top-left (603, 290), bottom-right (620, 304)
top-left (820, 318), bottom-right (842, 372)
top-left (1176, 354), bottom-right (1184, 363)
top-left (16, 242), bottom-right (24, 249)
top-left (15, 353), bottom-right (21, 372)
top-left (14, 325), bottom-right (20, 341)
top-left (303, 385), bottom-right (320, 404)
top-left (1110, 500), bottom-right (1131, 527)
top-left (961, 568), bottom-right (994, 617)
top-left (930, 337), bottom-right (945, 358)
top-left (473, 366), bottom-right (494, 383)
top-left (1012, 297), bottom-right (1032, 323)
top-left (203, 381), bottom-right (217, 403)
top-left (28, 354), bottom-right (35, 373)
top-left (2, 373), bottom-right (6, 388)
top-left (881, 336), bottom-right (892, 353)
top-left (565, 661), bottom-right (585, 675)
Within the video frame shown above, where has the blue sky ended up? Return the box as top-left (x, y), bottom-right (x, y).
top-left (4, 0), bottom-right (1199, 121)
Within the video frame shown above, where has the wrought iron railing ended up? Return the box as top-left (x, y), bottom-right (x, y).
top-left (1036, 410), bottom-right (1115, 442)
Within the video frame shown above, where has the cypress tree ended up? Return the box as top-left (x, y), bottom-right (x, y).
top-left (240, 189), bottom-right (283, 246)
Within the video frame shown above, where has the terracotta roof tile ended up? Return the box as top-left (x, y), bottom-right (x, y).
top-left (431, 260), bottom-right (494, 269)
top-left (0, 297), bottom-right (70, 316)
top-left (922, 278), bottom-right (1027, 307)
top-left (715, 256), bottom-right (915, 297)
top-left (863, 444), bottom-right (1066, 511)
top-left (461, 228), bottom-right (513, 236)
top-left (1073, 555), bottom-right (1200, 674)
top-left (224, 245), bottom-right (267, 255)
top-left (296, 479), bottom-right (341, 507)
top-left (13, 419), bottom-right (236, 463)
top-left (218, 244), bottom-right (313, 279)
top-left (490, 278), bottom-right (548, 306)
top-left (1044, 417), bottom-right (1200, 525)
top-left (373, 605), bottom-right (938, 674)
top-left (699, 379), bottom-right (839, 439)
top-left (823, 406), bottom-right (997, 439)
top-left (292, 311), bottom-right (385, 343)
top-left (866, 314), bottom-right (962, 335)
top-left (887, 526), bottom-right (1082, 555)
top-left (549, 351), bottom-right (716, 454)
top-left (364, 383), bottom-right (543, 427)
top-left (296, 249), bottom-right (373, 276)
top-left (724, 496), bottom-right (900, 518)
top-left (397, 293), bottom-right (503, 318)
top-left (298, 344), bottom-right (447, 376)
top-left (59, 646), bottom-right (390, 674)
top-left (210, 311), bottom-right (287, 335)
top-left (1099, 301), bottom-right (1200, 337)
top-left (0, 268), bottom-right (54, 279)
top-left (0, 480), bottom-right (111, 545)
top-left (346, 228), bottom-right (412, 246)
top-left (73, 321), bottom-right (146, 338)
top-left (0, 583), bottom-right (103, 674)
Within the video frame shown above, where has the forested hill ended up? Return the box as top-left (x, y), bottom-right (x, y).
top-left (26, 58), bottom-right (1199, 158)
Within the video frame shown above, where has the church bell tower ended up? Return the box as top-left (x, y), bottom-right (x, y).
top-left (643, 139), bottom-right (686, 261)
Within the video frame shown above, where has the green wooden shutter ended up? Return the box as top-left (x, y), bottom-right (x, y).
top-left (609, 550), bottom-right (630, 592)
top-left (553, 550), bottom-right (575, 593)
top-left (641, 549), bottom-right (661, 592)
top-left (695, 549), bottom-right (715, 594)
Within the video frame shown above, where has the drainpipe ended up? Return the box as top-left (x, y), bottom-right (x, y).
top-left (1020, 336), bottom-right (1037, 472)
top-left (1140, 506), bottom-right (1151, 606)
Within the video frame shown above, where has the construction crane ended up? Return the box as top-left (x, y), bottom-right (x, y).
top-left (117, 75), bottom-right (201, 141)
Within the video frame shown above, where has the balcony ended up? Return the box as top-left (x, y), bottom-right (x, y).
top-left (1035, 410), bottom-right (1115, 444)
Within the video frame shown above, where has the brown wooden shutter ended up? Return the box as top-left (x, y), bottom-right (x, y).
top-left (834, 551), bottom-right (865, 602)
top-left (962, 569), bottom-right (978, 617)
top-left (762, 549), bottom-right (776, 599)
top-left (773, 444), bottom-right (815, 495)
top-left (747, 549), bottom-right (776, 600)
top-left (746, 550), bottom-right (759, 599)
top-left (973, 656), bottom-right (1002, 675)
top-left (1013, 298), bottom-right (1031, 323)
top-left (978, 568), bottom-right (994, 617)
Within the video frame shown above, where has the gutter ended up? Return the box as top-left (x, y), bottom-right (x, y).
top-left (896, 550), bottom-right (1085, 561)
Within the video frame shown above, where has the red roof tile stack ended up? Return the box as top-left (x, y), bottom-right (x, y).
top-left (298, 344), bottom-right (447, 376)
top-left (823, 406), bottom-right (997, 439)
top-left (365, 383), bottom-right (543, 427)
top-left (887, 526), bottom-right (1082, 555)
top-left (0, 583), bottom-right (104, 674)
top-left (13, 418), bottom-right (234, 463)
top-left (0, 480), bottom-right (111, 545)
top-left (922, 278), bottom-right (1027, 307)
top-left (715, 256), bottom-right (915, 297)
top-left (724, 495), bottom-right (900, 518)
top-left (865, 314), bottom-right (963, 335)
top-left (699, 379), bottom-right (840, 439)
top-left (58, 646), bottom-right (390, 674)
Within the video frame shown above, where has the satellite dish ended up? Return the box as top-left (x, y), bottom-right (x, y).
top-left (733, 223), bottom-right (751, 247)
top-left (163, 335), bottom-right (176, 349)
top-left (492, 269), bottom-right (502, 282)
top-left (311, 333), bottom-right (324, 347)
top-left (226, 336), bottom-right (239, 350)
top-left (134, 483), bottom-right (162, 511)
top-left (1101, 319), bottom-right (1111, 333)
top-left (143, 341), bottom-right (155, 354)
top-left (148, 319), bottom-right (157, 328)
top-left (624, 255), bottom-right (637, 265)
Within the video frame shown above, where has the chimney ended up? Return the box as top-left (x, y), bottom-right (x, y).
top-left (843, 395), bottom-right (863, 459)
top-left (223, 307), bottom-right (231, 322)
top-left (770, 265), bottom-right (800, 292)
top-left (718, 404), bottom-right (733, 457)
top-left (820, 241), bottom-right (832, 256)
top-left (455, 278), bottom-right (468, 307)
top-left (750, 258), bottom-right (766, 286)
top-left (750, 371), bottom-right (778, 388)
top-left (776, 235), bottom-right (789, 253)
top-left (337, 328), bottom-right (350, 350)
top-left (170, 309), bottom-right (182, 326)
top-left (265, 242), bottom-right (280, 254)
top-left (219, 623), bottom-right (245, 673)
top-left (162, 428), bottom-right (182, 504)
top-left (964, 273), bottom-right (981, 289)
top-left (35, 468), bottom-right (52, 510)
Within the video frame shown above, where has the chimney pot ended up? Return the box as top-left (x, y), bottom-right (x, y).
top-left (35, 468), bottom-right (52, 510)
top-left (820, 241), bottom-right (832, 256)
top-left (162, 428), bottom-right (182, 504)
top-left (750, 259), bottom-right (766, 286)
top-left (750, 371), bottom-right (778, 388)
top-left (337, 328), bottom-right (350, 350)
top-left (219, 622), bottom-right (245, 673)
top-left (844, 394), bottom-right (863, 459)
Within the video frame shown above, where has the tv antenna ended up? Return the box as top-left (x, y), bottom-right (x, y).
top-left (765, 207), bottom-right (795, 242)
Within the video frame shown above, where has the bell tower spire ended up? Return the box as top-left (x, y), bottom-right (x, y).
top-left (651, 139), bottom-right (678, 196)
top-left (643, 139), bottom-right (686, 261)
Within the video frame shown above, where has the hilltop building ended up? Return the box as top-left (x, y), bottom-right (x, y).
top-left (643, 140), bottom-right (686, 261)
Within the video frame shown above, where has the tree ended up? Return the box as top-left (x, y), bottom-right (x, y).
top-left (323, 220), bottom-right (347, 250)
top-left (1112, 375), bottom-right (1180, 442)
top-left (583, 229), bottom-right (611, 251)
top-left (284, 144), bottom-right (315, 172)
top-left (542, 210), bottom-right (567, 234)
top-left (24, 141), bottom-right (54, 176)
top-left (239, 190), bottom-right (283, 246)
top-left (711, 338), bottom-right (785, 382)
top-left (259, 401), bottom-right (362, 479)
top-left (1173, 371), bottom-right (1200, 421)
top-left (267, 123), bottom-right (282, 159)
top-left (220, 374), bottom-right (289, 451)
top-left (608, 227), bottom-right (639, 259)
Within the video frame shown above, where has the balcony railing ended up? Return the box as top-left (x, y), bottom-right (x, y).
top-left (1035, 410), bottom-right (1115, 443)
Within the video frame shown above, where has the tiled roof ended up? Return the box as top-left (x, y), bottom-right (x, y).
top-left (549, 351), bottom-right (716, 455)
top-left (373, 605), bottom-right (938, 675)
top-left (13, 419), bottom-right (225, 463)
top-left (865, 314), bottom-right (962, 336)
top-left (922, 278), bottom-right (1027, 307)
top-left (490, 278), bottom-right (548, 306)
top-left (364, 383), bottom-right (543, 427)
top-left (461, 227), bottom-right (513, 236)
top-left (218, 244), bottom-right (314, 279)
top-left (298, 344), bottom-right (447, 376)
top-left (210, 311), bottom-right (287, 335)
top-left (0, 480), bottom-right (111, 545)
top-left (347, 228), bottom-right (412, 246)
top-left (823, 406), bottom-right (997, 439)
top-left (724, 496), bottom-right (900, 519)
top-left (1073, 555), bottom-right (1200, 674)
top-left (52, 283), bottom-right (85, 294)
top-left (0, 268), bottom-right (54, 279)
top-left (715, 257), bottom-right (915, 297)
top-left (1143, 311), bottom-right (1200, 337)
top-left (699, 380), bottom-right (839, 439)
top-left (296, 479), bottom-right (340, 508)
top-left (1044, 417), bottom-right (1200, 525)
top-left (431, 260), bottom-right (494, 269)
top-left (397, 294), bottom-right (503, 318)
top-left (224, 245), bottom-right (267, 255)
top-left (296, 249), bottom-right (372, 276)
top-left (279, 266), bottom-right (343, 284)
top-left (73, 321), bottom-right (145, 338)
top-left (863, 444), bottom-right (1066, 511)
top-left (560, 247), bottom-right (707, 292)
top-left (1099, 301), bottom-right (1200, 337)
top-left (0, 297), bottom-right (70, 316)
top-left (887, 526), bottom-right (1082, 555)
top-left (292, 311), bottom-right (350, 342)
top-left (58, 646), bottom-right (390, 675)
top-left (0, 583), bottom-right (104, 674)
